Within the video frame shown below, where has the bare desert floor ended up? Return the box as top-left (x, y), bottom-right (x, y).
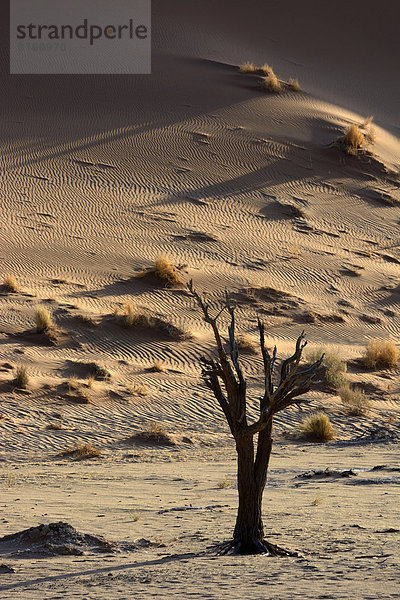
top-left (0, 1), bottom-right (399, 598)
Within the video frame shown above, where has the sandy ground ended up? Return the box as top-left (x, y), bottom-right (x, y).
top-left (1, 443), bottom-right (399, 600)
top-left (0, 0), bottom-right (399, 597)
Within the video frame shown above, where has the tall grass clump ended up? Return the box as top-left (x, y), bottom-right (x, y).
top-left (342, 124), bottom-right (365, 155)
top-left (300, 412), bottom-right (336, 442)
top-left (239, 61), bottom-right (256, 73)
top-left (261, 69), bottom-right (282, 93)
top-left (14, 365), bottom-right (29, 389)
top-left (363, 340), bottom-right (399, 369)
top-left (3, 275), bottom-right (19, 293)
top-left (339, 384), bottom-right (370, 416)
top-left (34, 306), bottom-right (55, 333)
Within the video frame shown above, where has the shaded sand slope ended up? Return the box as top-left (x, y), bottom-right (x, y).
top-left (0, 0), bottom-right (399, 462)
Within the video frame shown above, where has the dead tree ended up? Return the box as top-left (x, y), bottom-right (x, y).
top-left (188, 280), bottom-right (323, 555)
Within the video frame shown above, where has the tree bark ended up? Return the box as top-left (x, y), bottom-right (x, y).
top-left (233, 436), bottom-right (264, 552)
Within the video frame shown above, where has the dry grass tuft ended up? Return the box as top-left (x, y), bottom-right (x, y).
top-left (288, 77), bottom-right (301, 91)
top-left (128, 383), bottom-right (149, 397)
top-left (149, 360), bottom-right (165, 373)
top-left (260, 63), bottom-right (274, 76)
top-left (236, 334), bottom-right (258, 355)
top-left (239, 61), bottom-right (256, 73)
top-left (57, 442), bottom-right (101, 460)
top-left (133, 422), bottom-right (177, 446)
top-left (34, 306), bottom-right (55, 333)
top-left (65, 377), bottom-right (90, 403)
top-left (115, 303), bottom-right (189, 341)
top-left (122, 302), bottom-right (155, 328)
top-left (76, 313), bottom-right (96, 326)
top-left (300, 412), bottom-right (336, 442)
top-left (87, 362), bottom-right (111, 381)
top-left (14, 365), bottom-right (29, 389)
top-left (154, 255), bottom-right (183, 286)
top-left (261, 70), bottom-right (282, 93)
top-left (3, 275), bottom-right (19, 293)
top-left (339, 124), bottom-right (365, 156)
top-left (363, 340), bottom-right (399, 369)
top-left (86, 375), bottom-right (95, 389)
top-left (217, 476), bottom-right (235, 489)
top-left (339, 384), bottom-right (370, 416)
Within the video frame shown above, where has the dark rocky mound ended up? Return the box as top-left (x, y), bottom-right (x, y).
top-left (0, 522), bottom-right (119, 558)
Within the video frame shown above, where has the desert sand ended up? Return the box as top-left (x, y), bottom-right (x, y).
top-left (0, 1), bottom-right (399, 598)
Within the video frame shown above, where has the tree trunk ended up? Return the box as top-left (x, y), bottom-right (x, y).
top-left (233, 436), bottom-right (264, 552)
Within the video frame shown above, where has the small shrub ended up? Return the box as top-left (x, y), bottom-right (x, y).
top-left (261, 70), bottom-right (282, 93)
top-left (14, 365), bottom-right (29, 389)
top-left (3, 275), bottom-right (19, 293)
top-left (339, 384), bottom-right (370, 416)
top-left (300, 412), bottom-right (336, 442)
top-left (154, 255), bottom-right (183, 285)
top-left (34, 307), bottom-right (54, 333)
top-left (236, 334), bottom-right (258, 355)
top-left (363, 340), bottom-right (399, 369)
top-left (239, 61), bottom-right (256, 73)
top-left (57, 442), bottom-right (101, 460)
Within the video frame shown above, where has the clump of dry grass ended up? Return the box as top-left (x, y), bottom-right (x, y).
top-left (342, 124), bottom-right (365, 155)
top-left (154, 255), bottom-right (183, 285)
top-left (67, 377), bottom-right (80, 392)
top-left (87, 362), bottom-right (111, 381)
top-left (300, 412), bottom-right (336, 442)
top-left (66, 377), bottom-right (90, 403)
top-left (363, 340), bottom-right (399, 369)
top-left (339, 384), bottom-right (370, 416)
top-left (239, 61), bottom-right (256, 73)
top-left (260, 63), bottom-right (274, 76)
top-left (236, 334), bottom-right (258, 355)
top-left (307, 348), bottom-right (347, 389)
top-left (133, 422), bottom-right (177, 446)
top-left (149, 361), bottom-right (165, 373)
top-left (217, 476), bottom-right (235, 489)
top-left (121, 302), bottom-right (155, 328)
top-left (34, 306), bottom-right (55, 333)
top-left (128, 383), bottom-right (149, 397)
top-left (57, 442), bottom-right (101, 460)
top-left (3, 275), bottom-right (19, 293)
top-left (14, 365), bottom-right (29, 389)
top-left (261, 69), bottom-right (282, 93)
top-left (86, 375), bottom-right (95, 389)
top-left (288, 77), bottom-right (301, 91)
top-left (76, 313), bottom-right (96, 326)
top-left (115, 303), bottom-right (189, 341)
